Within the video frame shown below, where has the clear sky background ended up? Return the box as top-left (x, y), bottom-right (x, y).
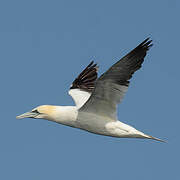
top-left (0, 0), bottom-right (179, 179)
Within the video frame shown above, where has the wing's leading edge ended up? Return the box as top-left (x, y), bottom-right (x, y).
top-left (80, 38), bottom-right (153, 119)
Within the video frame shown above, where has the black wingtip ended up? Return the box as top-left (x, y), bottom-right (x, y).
top-left (135, 38), bottom-right (153, 52)
top-left (87, 61), bottom-right (94, 67)
top-left (70, 61), bottom-right (99, 92)
top-left (143, 37), bottom-right (153, 47)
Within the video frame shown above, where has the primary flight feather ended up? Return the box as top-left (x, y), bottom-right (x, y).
top-left (17, 38), bottom-right (164, 142)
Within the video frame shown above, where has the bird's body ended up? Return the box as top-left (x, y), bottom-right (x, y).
top-left (33, 105), bottom-right (148, 139)
top-left (17, 38), bottom-right (164, 142)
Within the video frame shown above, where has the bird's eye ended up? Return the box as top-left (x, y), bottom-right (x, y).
top-left (32, 109), bottom-right (39, 113)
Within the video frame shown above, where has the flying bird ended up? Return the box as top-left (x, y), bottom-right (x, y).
top-left (17, 38), bottom-right (164, 142)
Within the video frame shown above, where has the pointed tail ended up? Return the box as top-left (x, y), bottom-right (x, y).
top-left (147, 135), bottom-right (166, 143)
top-left (139, 131), bottom-right (166, 142)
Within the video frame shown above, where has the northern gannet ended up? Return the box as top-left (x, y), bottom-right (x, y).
top-left (17, 38), bottom-right (164, 142)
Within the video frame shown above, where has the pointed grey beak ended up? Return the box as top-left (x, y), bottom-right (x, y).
top-left (16, 111), bottom-right (38, 119)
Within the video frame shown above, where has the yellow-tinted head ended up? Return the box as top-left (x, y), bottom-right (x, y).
top-left (16, 105), bottom-right (56, 120)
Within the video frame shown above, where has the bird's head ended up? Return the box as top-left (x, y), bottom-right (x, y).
top-left (16, 105), bottom-right (56, 120)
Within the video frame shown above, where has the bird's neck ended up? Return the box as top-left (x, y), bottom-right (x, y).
top-left (46, 105), bottom-right (78, 128)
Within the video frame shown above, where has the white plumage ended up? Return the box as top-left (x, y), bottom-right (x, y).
top-left (16, 38), bottom-right (164, 142)
top-left (68, 89), bottom-right (90, 109)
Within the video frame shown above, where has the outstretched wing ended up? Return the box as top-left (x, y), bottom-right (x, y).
top-left (79, 38), bottom-right (153, 119)
top-left (68, 61), bottom-right (98, 109)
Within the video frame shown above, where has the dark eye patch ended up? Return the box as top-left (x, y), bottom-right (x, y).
top-left (32, 109), bottom-right (39, 113)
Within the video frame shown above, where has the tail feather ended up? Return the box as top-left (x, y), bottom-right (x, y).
top-left (147, 135), bottom-right (166, 143)
top-left (137, 131), bottom-right (166, 143)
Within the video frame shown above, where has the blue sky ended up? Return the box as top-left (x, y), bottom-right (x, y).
top-left (0, 0), bottom-right (179, 179)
